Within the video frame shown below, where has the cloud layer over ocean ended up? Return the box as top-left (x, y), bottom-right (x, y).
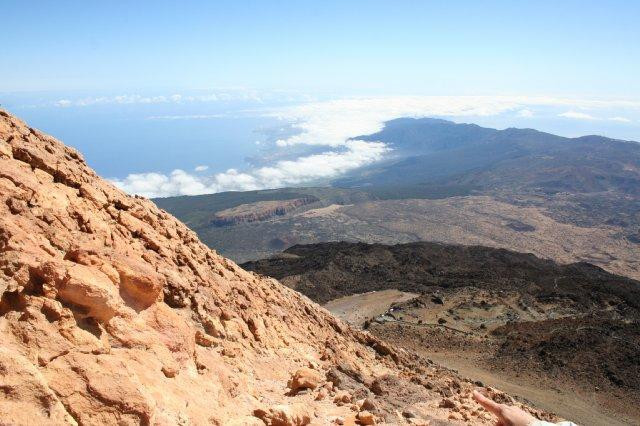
top-left (111, 140), bottom-right (388, 198)
top-left (109, 95), bottom-right (640, 198)
top-left (110, 95), bottom-right (640, 198)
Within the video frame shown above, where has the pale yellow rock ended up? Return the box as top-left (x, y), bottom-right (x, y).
top-left (255, 403), bottom-right (312, 426)
top-left (334, 390), bottom-right (352, 405)
top-left (0, 347), bottom-right (77, 425)
top-left (357, 410), bottom-right (376, 425)
top-left (58, 262), bottom-right (127, 322)
top-left (289, 367), bottom-right (323, 391)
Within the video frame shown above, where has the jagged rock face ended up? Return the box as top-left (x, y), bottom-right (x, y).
top-left (210, 197), bottom-right (319, 227)
top-left (0, 110), bottom-right (553, 425)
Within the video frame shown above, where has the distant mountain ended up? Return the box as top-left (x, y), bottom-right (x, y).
top-left (336, 118), bottom-right (640, 196)
top-left (153, 119), bottom-right (640, 279)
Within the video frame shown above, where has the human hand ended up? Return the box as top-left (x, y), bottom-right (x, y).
top-left (473, 390), bottom-right (536, 426)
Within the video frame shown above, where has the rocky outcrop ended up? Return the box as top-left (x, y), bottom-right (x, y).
top-left (242, 241), bottom-right (640, 306)
top-left (210, 197), bottom-right (319, 227)
top-left (288, 368), bottom-right (323, 392)
top-left (0, 109), bottom-right (555, 425)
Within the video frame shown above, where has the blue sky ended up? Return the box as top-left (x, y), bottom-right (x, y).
top-left (3, 0), bottom-right (639, 96)
top-left (1, 1), bottom-right (639, 197)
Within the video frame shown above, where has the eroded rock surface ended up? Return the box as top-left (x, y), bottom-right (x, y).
top-left (211, 197), bottom-right (319, 227)
top-left (0, 110), bottom-right (557, 425)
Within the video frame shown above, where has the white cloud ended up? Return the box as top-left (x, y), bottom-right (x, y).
top-left (52, 94), bottom-right (173, 107)
top-left (609, 116), bottom-right (631, 123)
top-left (146, 114), bottom-right (228, 120)
top-left (50, 89), bottom-right (280, 108)
top-left (558, 111), bottom-right (633, 123)
top-left (53, 93), bottom-right (225, 108)
top-left (77, 94), bottom-right (175, 106)
top-left (268, 96), bottom-right (640, 148)
top-left (558, 110), bottom-right (597, 120)
top-left (268, 96), bottom-right (529, 148)
top-left (517, 109), bottom-right (534, 117)
top-left (194, 165), bottom-right (209, 172)
top-left (54, 99), bottom-right (72, 107)
top-left (115, 96), bottom-right (537, 197)
top-left (112, 140), bottom-right (388, 198)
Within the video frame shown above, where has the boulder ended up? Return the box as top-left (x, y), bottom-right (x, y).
top-left (289, 367), bottom-right (323, 391)
top-left (254, 404), bottom-right (312, 426)
top-left (357, 411), bottom-right (376, 425)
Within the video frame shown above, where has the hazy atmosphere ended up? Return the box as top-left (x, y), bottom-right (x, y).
top-left (3, 1), bottom-right (639, 197)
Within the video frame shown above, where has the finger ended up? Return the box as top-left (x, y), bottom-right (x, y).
top-left (473, 390), bottom-right (504, 416)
